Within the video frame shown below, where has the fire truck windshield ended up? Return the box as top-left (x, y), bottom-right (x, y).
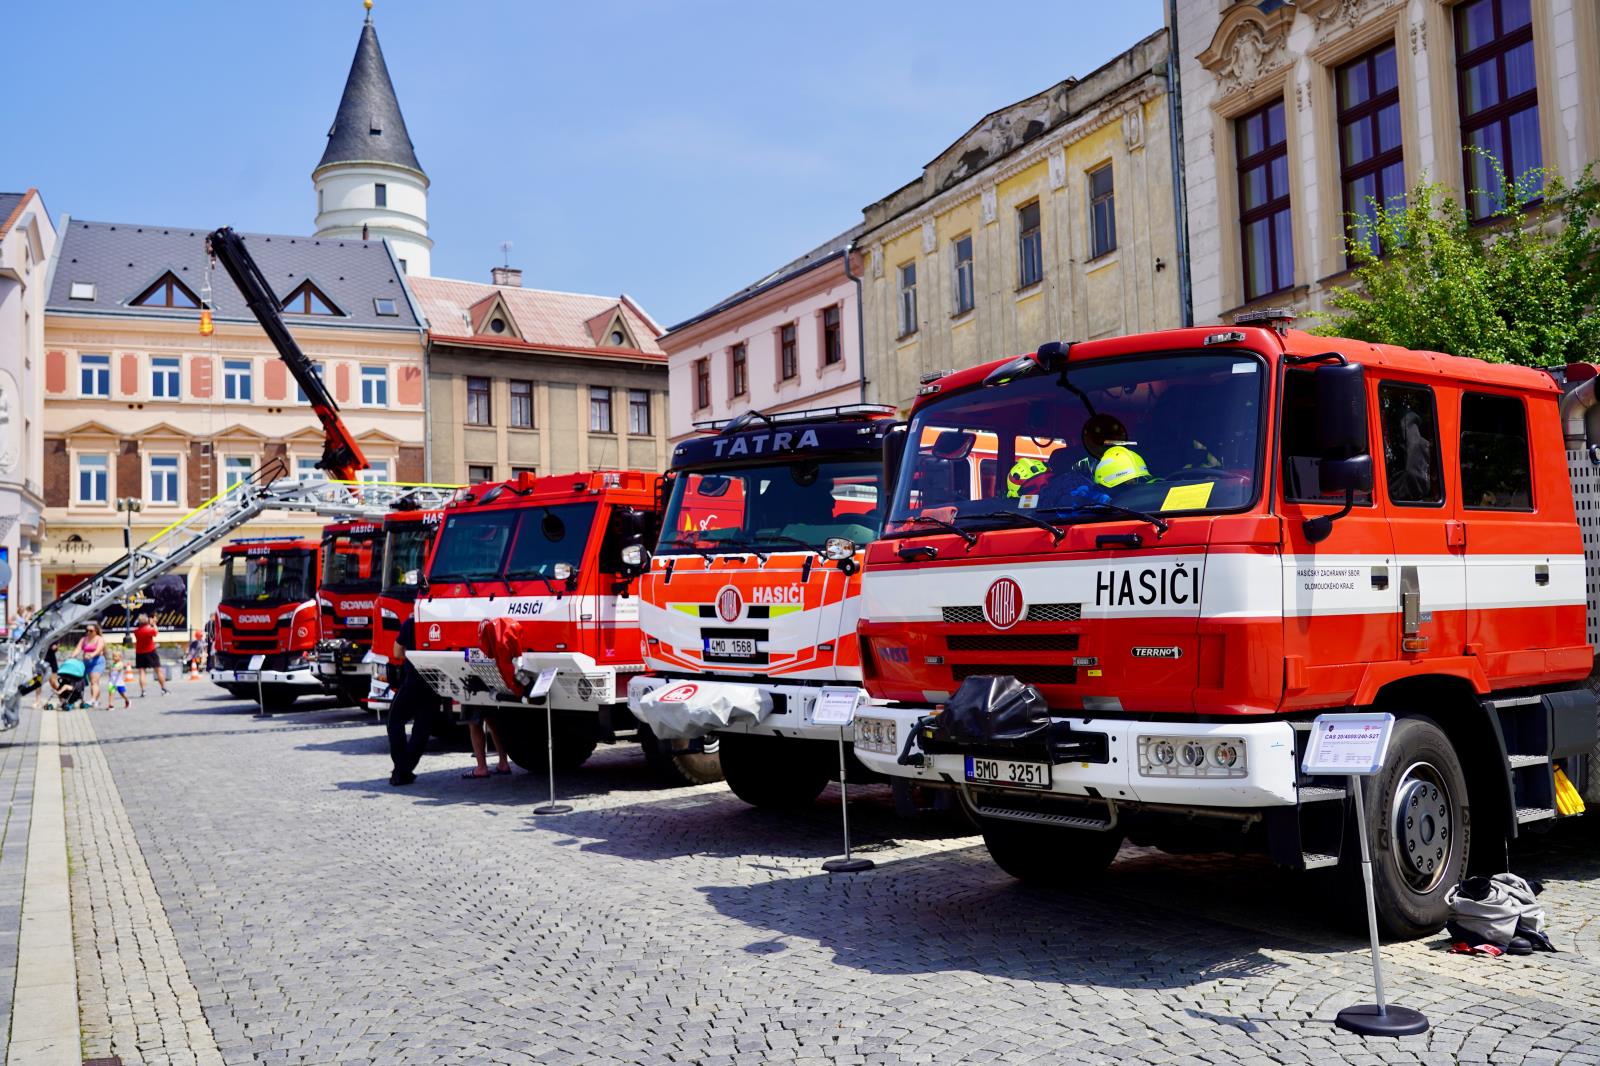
top-left (886, 351), bottom-right (1265, 536)
top-left (321, 532), bottom-right (381, 592)
top-left (222, 551), bottom-right (317, 604)
top-left (381, 524), bottom-right (432, 594)
top-left (428, 503), bottom-right (598, 582)
top-left (658, 459), bottom-right (880, 555)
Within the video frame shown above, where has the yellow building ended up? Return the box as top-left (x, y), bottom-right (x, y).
top-left (859, 30), bottom-right (1180, 410)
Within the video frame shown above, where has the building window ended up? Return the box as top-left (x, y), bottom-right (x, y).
top-left (1456, 0), bottom-right (1540, 220)
top-left (780, 322), bottom-right (798, 381)
top-left (223, 359), bottom-right (253, 401)
top-left (628, 389), bottom-right (650, 435)
top-left (360, 366), bottom-right (388, 406)
top-left (696, 358), bottom-right (712, 409)
top-left (69, 281), bottom-right (95, 301)
top-left (729, 345), bottom-right (747, 398)
top-left (511, 466), bottom-right (537, 479)
top-left (374, 182), bottom-right (387, 207)
top-left (1089, 164), bottom-right (1117, 259)
top-left (952, 235), bottom-right (974, 315)
top-left (822, 305), bottom-right (844, 365)
top-left (468, 464), bottom-right (495, 484)
top-left (466, 376), bottom-right (491, 425)
top-left (281, 281), bottom-right (340, 316)
top-left (1236, 98), bottom-right (1294, 301)
top-left (296, 362), bottom-right (325, 403)
top-left (149, 455), bottom-right (180, 505)
top-left (397, 258), bottom-right (408, 274)
top-left (590, 387), bottom-right (613, 433)
top-left (80, 354), bottom-right (111, 397)
top-left (374, 297), bottom-right (398, 316)
top-left (1017, 201), bottom-right (1043, 288)
top-left (223, 456), bottom-right (253, 492)
top-left (1337, 44), bottom-right (1405, 262)
top-left (295, 457), bottom-right (321, 481)
top-left (359, 460), bottom-right (391, 484)
top-left (77, 454), bottom-right (109, 504)
top-left (131, 271), bottom-right (200, 309)
top-left (897, 262), bottom-right (918, 338)
top-left (509, 380), bottom-right (533, 428)
top-left (151, 356), bottom-right (181, 399)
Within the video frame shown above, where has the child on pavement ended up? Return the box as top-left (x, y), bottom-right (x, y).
top-left (107, 653), bottom-right (131, 708)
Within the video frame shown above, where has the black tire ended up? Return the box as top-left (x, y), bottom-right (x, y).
top-left (718, 732), bottom-right (830, 809)
top-left (496, 712), bottom-right (597, 773)
top-left (638, 724), bottom-right (724, 786)
top-left (257, 686), bottom-right (299, 713)
top-left (218, 684), bottom-right (249, 700)
top-left (980, 817), bottom-right (1124, 884)
top-left (1354, 716), bottom-right (1471, 939)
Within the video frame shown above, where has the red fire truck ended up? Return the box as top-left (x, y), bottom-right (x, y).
top-left (365, 507), bottom-right (444, 714)
top-left (211, 536), bottom-right (324, 711)
top-left (627, 406), bottom-right (896, 807)
top-left (408, 471), bottom-right (714, 782)
top-left (314, 518), bottom-right (384, 704)
top-left (853, 316), bottom-right (1600, 937)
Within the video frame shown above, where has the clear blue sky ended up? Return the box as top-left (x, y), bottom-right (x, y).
top-left (11, 0), bottom-right (1164, 326)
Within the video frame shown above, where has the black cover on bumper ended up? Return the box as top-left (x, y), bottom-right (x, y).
top-left (916, 675), bottom-right (1108, 764)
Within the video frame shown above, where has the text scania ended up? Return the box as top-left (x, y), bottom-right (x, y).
top-left (708, 429), bottom-right (820, 458)
top-left (750, 585), bottom-right (803, 605)
top-left (1095, 563), bottom-right (1201, 608)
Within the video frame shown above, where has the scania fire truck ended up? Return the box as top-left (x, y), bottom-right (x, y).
top-left (628, 406), bottom-right (897, 808)
top-left (853, 317), bottom-right (1600, 937)
top-left (315, 518), bottom-right (384, 704)
top-left (211, 536), bottom-right (323, 711)
top-left (408, 471), bottom-right (717, 783)
top-left (365, 506), bottom-right (444, 714)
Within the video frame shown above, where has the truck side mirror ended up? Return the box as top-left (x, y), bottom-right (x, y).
top-left (882, 423), bottom-right (908, 505)
top-left (1304, 361), bottom-right (1371, 544)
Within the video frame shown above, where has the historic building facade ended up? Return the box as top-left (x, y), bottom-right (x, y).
top-left (41, 219), bottom-right (427, 638)
top-left (1176, 0), bottom-right (1600, 323)
top-left (0, 190), bottom-right (57, 625)
top-left (659, 228), bottom-right (865, 442)
top-left (409, 270), bottom-right (670, 481)
top-left (857, 30), bottom-right (1180, 411)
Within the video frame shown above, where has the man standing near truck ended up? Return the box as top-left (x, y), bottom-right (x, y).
top-left (386, 616), bottom-right (449, 787)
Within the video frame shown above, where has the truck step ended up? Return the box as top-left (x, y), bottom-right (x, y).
top-left (1301, 852), bottom-right (1340, 870)
top-left (1296, 785), bottom-right (1346, 802)
top-left (1507, 754), bottom-right (1548, 769)
top-left (970, 800), bottom-right (1114, 832)
top-left (1516, 806), bottom-right (1556, 825)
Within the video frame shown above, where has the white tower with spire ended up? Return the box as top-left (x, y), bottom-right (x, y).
top-left (312, 2), bottom-right (431, 275)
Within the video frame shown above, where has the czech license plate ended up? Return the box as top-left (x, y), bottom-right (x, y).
top-left (234, 671), bottom-right (259, 683)
top-left (965, 756), bottom-right (1051, 790)
top-left (466, 647), bottom-right (491, 663)
top-left (705, 637), bottom-right (756, 657)
top-left (345, 616), bottom-right (369, 627)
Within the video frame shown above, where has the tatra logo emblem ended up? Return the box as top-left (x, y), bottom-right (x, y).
top-left (716, 586), bottom-right (742, 623)
top-left (659, 683), bottom-right (698, 703)
top-left (984, 577), bottom-right (1024, 630)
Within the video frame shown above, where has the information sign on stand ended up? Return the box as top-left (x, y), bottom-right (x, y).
top-left (1304, 712), bottom-right (1428, 1038)
top-left (530, 669), bottom-right (570, 816)
top-left (816, 688), bottom-right (872, 874)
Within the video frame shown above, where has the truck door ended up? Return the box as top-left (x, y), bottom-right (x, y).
top-left (1278, 367), bottom-right (1397, 707)
top-left (592, 506), bottom-right (641, 663)
top-left (1376, 380), bottom-right (1465, 666)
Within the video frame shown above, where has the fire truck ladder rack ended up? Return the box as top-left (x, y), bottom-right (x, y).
top-left (0, 463), bottom-right (459, 724)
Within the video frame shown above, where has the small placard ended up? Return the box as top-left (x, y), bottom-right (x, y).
top-left (812, 686), bottom-right (861, 726)
top-left (1302, 712), bottom-right (1395, 776)
top-left (529, 668), bottom-right (559, 699)
top-left (248, 654), bottom-right (265, 671)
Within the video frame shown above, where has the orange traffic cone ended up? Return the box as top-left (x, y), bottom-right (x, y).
top-left (187, 659), bottom-right (201, 681)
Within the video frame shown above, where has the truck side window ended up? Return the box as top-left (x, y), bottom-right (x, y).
top-left (1460, 392), bottom-right (1532, 510)
top-left (1378, 383), bottom-right (1443, 507)
top-left (1280, 369), bottom-right (1372, 505)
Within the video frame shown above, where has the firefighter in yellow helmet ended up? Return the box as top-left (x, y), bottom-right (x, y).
top-left (1006, 457), bottom-right (1049, 497)
top-left (1093, 444), bottom-right (1152, 489)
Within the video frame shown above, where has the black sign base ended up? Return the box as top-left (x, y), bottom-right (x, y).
top-left (1335, 1004), bottom-right (1428, 1037)
top-left (822, 857), bottom-right (874, 873)
top-left (533, 803), bottom-right (573, 816)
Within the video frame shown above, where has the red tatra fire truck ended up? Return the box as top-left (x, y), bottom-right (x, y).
top-left (852, 315), bottom-right (1600, 937)
top-left (628, 406), bottom-right (897, 808)
top-left (211, 536), bottom-right (324, 711)
top-left (365, 507), bottom-right (444, 714)
top-left (315, 518), bottom-right (384, 704)
top-left (408, 471), bottom-right (715, 782)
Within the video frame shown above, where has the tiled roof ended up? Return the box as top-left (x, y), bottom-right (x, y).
top-left (664, 222), bottom-right (864, 336)
top-left (317, 20), bottom-right (423, 175)
top-left (410, 276), bottom-right (665, 360)
top-left (46, 218), bottom-right (422, 330)
top-left (0, 193), bottom-right (27, 239)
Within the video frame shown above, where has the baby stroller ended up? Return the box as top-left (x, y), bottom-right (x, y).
top-left (53, 658), bottom-right (89, 710)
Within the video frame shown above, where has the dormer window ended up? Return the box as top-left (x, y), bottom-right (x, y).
top-left (610, 330), bottom-right (625, 346)
top-left (490, 317), bottom-right (507, 333)
top-left (281, 280), bottom-right (341, 316)
top-left (69, 282), bottom-right (96, 301)
top-left (131, 272), bottom-right (200, 309)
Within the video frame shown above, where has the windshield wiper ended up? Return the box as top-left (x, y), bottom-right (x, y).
top-left (967, 510), bottom-right (1065, 543)
top-left (897, 514), bottom-right (977, 547)
top-left (748, 534), bottom-right (818, 554)
top-left (658, 537), bottom-right (719, 560)
top-left (1041, 502), bottom-right (1168, 538)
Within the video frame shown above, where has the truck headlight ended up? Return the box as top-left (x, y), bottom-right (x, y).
top-left (1137, 735), bottom-right (1248, 778)
top-left (620, 544), bottom-right (647, 568)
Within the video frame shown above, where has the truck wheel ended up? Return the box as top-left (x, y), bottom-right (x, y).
top-left (980, 818), bottom-right (1123, 884)
top-left (497, 713), bottom-right (597, 773)
top-left (1357, 717), bottom-right (1471, 939)
top-left (638, 724), bottom-right (723, 786)
top-left (257, 686), bottom-right (298, 713)
top-left (719, 732), bottom-right (829, 808)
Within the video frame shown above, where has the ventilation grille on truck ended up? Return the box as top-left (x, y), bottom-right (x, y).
top-left (1569, 444), bottom-right (1600, 647)
top-left (941, 603), bottom-right (1082, 625)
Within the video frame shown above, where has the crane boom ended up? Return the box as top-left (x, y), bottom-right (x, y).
top-left (204, 226), bottom-right (369, 481)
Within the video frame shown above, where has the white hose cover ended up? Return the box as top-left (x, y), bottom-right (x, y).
top-left (635, 679), bottom-right (772, 740)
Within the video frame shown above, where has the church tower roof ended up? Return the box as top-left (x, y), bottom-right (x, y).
top-left (316, 15), bottom-right (423, 176)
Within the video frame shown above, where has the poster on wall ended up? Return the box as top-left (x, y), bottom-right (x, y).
top-left (54, 573), bottom-right (190, 635)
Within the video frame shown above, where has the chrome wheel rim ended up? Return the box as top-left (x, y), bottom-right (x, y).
top-left (1391, 760), bottom-right (1453, 893)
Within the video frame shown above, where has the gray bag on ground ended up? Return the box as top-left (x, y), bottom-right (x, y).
top-left (1445, 873), bottom-right (1550, 950)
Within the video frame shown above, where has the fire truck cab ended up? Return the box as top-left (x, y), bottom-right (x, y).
top-left (365, 507), bottom-right (444, 714)
top-left (854, 320), bottom-right (1600, 936)
top-left (315, 518), bottom-right (384, 704)
top-left (211, 537), bottom-right (323, 712)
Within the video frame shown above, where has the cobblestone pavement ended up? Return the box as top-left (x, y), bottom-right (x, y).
top-left (52, 686), bottom-right (1600, 1064)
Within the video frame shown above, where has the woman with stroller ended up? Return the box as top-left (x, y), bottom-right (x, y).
top-left (76, 623), bottom-right (106, 707)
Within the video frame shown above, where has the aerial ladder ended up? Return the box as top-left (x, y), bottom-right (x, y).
top-left (0, 227), bottom-right (457, 727)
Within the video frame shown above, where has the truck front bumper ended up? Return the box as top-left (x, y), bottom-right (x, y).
top-left (850, 705), bottom-right (1300, 808)
top-left (314, 640), bottom-right (369, 684)
top-left (406, 648), bottom-right (628, 715)
top-left (209, 666), bottom-right (322, 690)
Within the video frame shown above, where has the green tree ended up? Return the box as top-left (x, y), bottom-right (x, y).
top-left (1316, 160), bottom-right (1600, 365)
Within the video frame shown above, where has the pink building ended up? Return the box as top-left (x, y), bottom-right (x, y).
top-left (661, 227), bottom-right (864, 441)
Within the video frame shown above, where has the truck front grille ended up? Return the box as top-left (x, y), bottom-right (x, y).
top-left (942, 603), bottom-right (1082, 625)
top-left (946, 633), bottom-right (1080, 653)
top-left (951, 663), bottom-right (1079, 686)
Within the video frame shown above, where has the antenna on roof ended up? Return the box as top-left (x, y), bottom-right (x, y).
top-left (363, 0), bottom-right (373, 23)
top-left (500, 241), bottom-right (513, 268)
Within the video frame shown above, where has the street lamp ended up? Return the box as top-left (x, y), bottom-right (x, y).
top-left (115, 497), bottom-right (143, 644)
